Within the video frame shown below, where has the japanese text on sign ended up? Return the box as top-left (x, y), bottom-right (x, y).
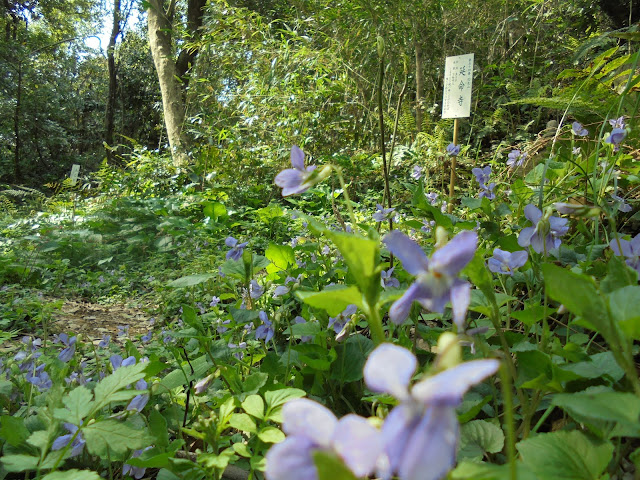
top-left (70, 164), bottom-right (80, 186)
top-left (442, 53), bottom-right (474, 119)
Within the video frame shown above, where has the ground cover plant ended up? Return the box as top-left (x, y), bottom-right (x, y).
top-left (2, 1), bottom-right (640, 480)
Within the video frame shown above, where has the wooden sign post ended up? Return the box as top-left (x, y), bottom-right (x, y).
top-left (442, 53), bottom-right (474, 213)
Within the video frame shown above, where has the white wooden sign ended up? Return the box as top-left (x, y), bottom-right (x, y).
top-left (70, 164), bottom-right (80, 186)
top-left (442, 53), bottom-right (474, 119)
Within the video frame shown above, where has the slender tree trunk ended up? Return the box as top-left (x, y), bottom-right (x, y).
top-left (415, 40), bottom-right (424, 135)
top-left (147, 0), bottom-right (188, 166)
top-left (13, 61), bottom-right (22, 182)
top-left (105, 0), bottom-right (121, 163)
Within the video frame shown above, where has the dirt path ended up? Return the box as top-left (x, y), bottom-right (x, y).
top-left (51, 299), bottom-right (156, 344)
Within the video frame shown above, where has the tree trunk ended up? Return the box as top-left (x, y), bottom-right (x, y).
top-left (105, 0), bottom-right (121, 163)
top-left (147, 0), bottom-right (189, 166)
top-left (415, 40), bottom-right (424, 135)
top-left (13, 61), bottom-right (22, 182)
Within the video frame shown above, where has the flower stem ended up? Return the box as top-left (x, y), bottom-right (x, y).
top-left (499, 362), bottom-right (518, 480)
top-left (334, 166), bottom-right (358, 228)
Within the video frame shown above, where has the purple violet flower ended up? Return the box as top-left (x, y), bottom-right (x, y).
top-left (225, 236), bottom-right (248, 261)
top-left (293, 316), bottom-right (313, 343)
top-left (609, 116), bottom-right (626, 129)
top-left (479, 182), bottom-right (496, 200)
top-left (517, 204), bottom-right (569, 253)
top-left (446, 143), bottom-right (461, 156)
top-left (610, 193), bottom-right (632, 213)
top-left (126, 379), bottom-right (149, 412)
top-left (411, 165), bottom-right (423, 180)
top-left (363, 343), bottom-right (499, 480)
top-left (373, 204), bottom-right (395, 223)
top-left (610, 233), bottom-right (640, 274)
top-left (507, 149), bottom-right (527, 168)
top-left (210, 296), bottom-right (221, 307)
top-left (56, 334), bottom-right (77, 363)
top-left (123, 447), bottom-right (152, 479)
top-left (381, 267), bottom-right (400, 289)
top-left (256, 311), bottom-right (274, 342)
top-left (383, 230), bottom-right (477, 329)
top-left (571, 121), bottom-right (589, 137)
top-left (52, 423), bottom-right (85, 457)
top-left (275, 146), bottom-right (325, 196)
top-left (26, 364), bottom-right (52, 391)
top-left (264, 398), bottom-right (383, 480)
top-left (471, 166), bottom-right (491, 188)
top-left (487, 249), bottom-right (528, 275)
top-left (605, 128), bottom-right (628, 152)
top-left (273, 285), bottom-right (290, 298)
top-left (110, 355), bottom-right (136, 370)
top-left (194, 374), bottom-right (215, 394)
top-left (328, 304), bottom-right (357, 334)
top-left (250, 280), bottom-right (264, 299)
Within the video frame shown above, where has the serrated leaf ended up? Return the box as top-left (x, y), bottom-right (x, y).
top-left (0, 454), bottom-right (40, 472)
top-left (229, 413), bottom-right (256, 433)
top-left (94, 363), bottom-right (147, 410)
top-left (241, 395), bottom-right (264, 419)
top-left (257, 426), bottom-right (285, 443)
top-left (42, 470), bottom-right (101, 480)
top-left (458, 420), bottom-right (505, 460)
top-left (517, 430), bottom-right (613, 480)
top-left (0, 415), bottom-right (30, 447)
top-left (296, 285), bottom-right (363, 316)
top-left (54, 386), bottom-right (94, 425)
top-left (265, 243), bottom-right (295, 274)
top-left (242, 372), bottom-right (268, 395)
top-left (83, 420), bottom-right (153, 457)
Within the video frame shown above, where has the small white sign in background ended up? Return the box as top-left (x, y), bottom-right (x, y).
top-left (442, 53), bottom-right (474, 119)
top-left (70, 164), bottom-right (80, 186)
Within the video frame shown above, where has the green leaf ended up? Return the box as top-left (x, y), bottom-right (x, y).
top-left (167, 273), bottom-right (215, 288)
top-left (241, 395), bottom-right (264, 419)
top-left (552, 390), bottom-right (640, 438)
top-left (0, 454), bottom-right (41, 472)
top-left (149, 409), bottom-right (169, 448)
top-left (242, 372), bottom-right (268, 395)
top-left (324, 230), bottom-right (380, 300)
top-left (264, 388), bottom-right (306, 409)
top-left (202, 201), bottom-right (227, 221)
top-left (93, 363), bottom-right (147, 410)
top-left (296, 285), bottom-right (363, 316)
top-left (265, 243), bottom-right (295, 274)
top-left (257, 426), bottom-right (285, 443)
top-left (458, 420), bottom-right (505, 460)
top-left (54, 386), bottom-right (94, 425)
top-left (517, 430), bottom-right (613, 480)
top-left (233, 442), bottom-right (252, 457)
top-left (42, 470), bottom-right (101, 480)
top-left (292, 344), bottom-right (337, 371)
top-left (542, 264), bottom-right (612, 339)
top-left (313, 450), bottom-right (358, 480)
top-left (83, 420), bottom-right (153, 457)
top-left (330, 334), bottom-right (374, 382)
top-left (607, 285), bottom-right (640, 339)
top-left (452, 461), bottom-right (539, 480)
top-left (560, 351), bottom-right (624, 381)
top-left (0, 415), bottom-right (30, 447)
top-left (464, 254), bottom-right (498, 313)
top-left (510, 305), bottom-right (553, 327)
top-left (601, 255), bottom-right (638, 293)
top-left (229, 413), bottom-right (256, 433)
